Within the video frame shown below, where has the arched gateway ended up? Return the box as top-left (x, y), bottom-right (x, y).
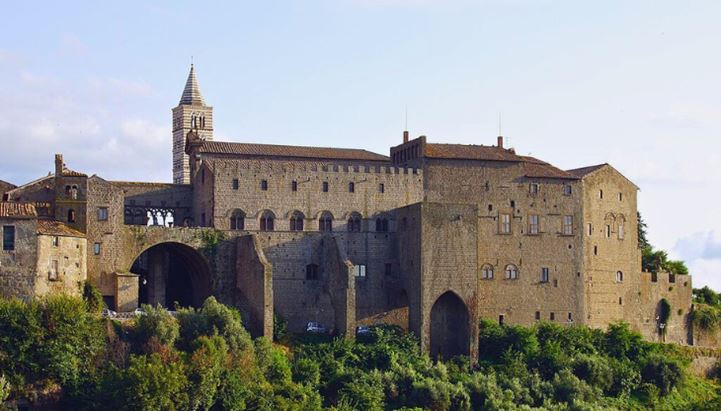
top-left (130, 242), bottom-right (211, 308)
top-left (430, 291), bottom-right (470, 360)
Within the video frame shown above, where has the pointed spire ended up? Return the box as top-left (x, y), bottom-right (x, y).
top-left (179, 64), bottom-right (206, 106)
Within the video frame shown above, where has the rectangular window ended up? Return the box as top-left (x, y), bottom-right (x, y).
top-left (291, 181), bottom-right (298, 191)
top-left (322, 182), bottom-right (329, 192)
top-left (529, 215), bottom-right (539, 234)
top-left (529, 183), bottom-right (539, 194)
top-left (564, 184), bottom-right (572, 195)
top-left (385, 263), bottom-right (392, 276)
top-left (535, 311), bottom-right (541, 321)
top-left (500, 214), bottom-right (511, 234)
top-left (97, 207), bottom-right (108, 221)
top-left (619, 192), bottom-right (623, 201)
top-left (568, 312), bottom-right (573, 322)
top-left (2, 226), bottom-right (15, 251)
top-left (606, 225), bottom-right (611, 238)
top-left (499, 315), bottom-right (504, 326)
top-left (352, 264), bottom-right (367, 278)
top-left (541, 267), bottom-right (549, 283)
top-left (52, 236), bottom-right (59, 247)
top-left (550, 312), bottom-right (555, 321)
top-left (349, 182), bottom-right (355, 193)
top-left (93, 243), bottom-right (101, 255)
top-left (232, 179), bottom-right (239, 190)
top-left (588, 223), bottom-right (592, 236)
top-left (379, 183), bottom-right (385, 193)
top-left (261, 180), bottom-right (268, 191)
top-left (49, 260), bottom-right (58, 281)
top-left (618, 224), bottom-right (625, 239)
top-left (563, 215), bottom-right (573, 235)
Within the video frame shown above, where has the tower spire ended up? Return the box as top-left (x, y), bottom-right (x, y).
top-left (179, 64), bottom-right (206, 106)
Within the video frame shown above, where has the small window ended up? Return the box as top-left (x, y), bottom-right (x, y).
top-left (535, 311), bottom-right (541, 321)
top-left (606, 225), bottom-right (611, 238)
top-left (619, 192), bottom-right (623, 201)
top-left (261, 180), bottom-right (268, 191)
top-left (347, 212), bottom-right (362, 232)
top-left (70, 185), bottom-right (78, 199)
top-left (291, 181), bottom-right (298, 191)
top-left (540, 267), bottom-right (549, 283)
top-left (379, 183), bottom-right (385, 193)
top-left (353, 264), bottom-right (367, 278)
top-left (481, 264), bottom-right (494, 280)
top-left (510, 200), bottom-right (515, 208)
top-left (564, 185), bottom-right (572, 196)
top-left (2, 225), bottom-right (15, 251)
top-left (500, 214), bottom-right (511, 234)
top-left (49, 260), bottom-right (59, 280)
top-left (550, 312), bottom-right (555, 321)
top-left (529, 215), bottom-right (539, 235)
top-left (593, 245), bottom-right (598, 255)
top-left (568, 312), bottom-right (573, 322)
top-left (587, 223), bottom-right (592, 237)
top-left (322, 182), bottom-right (329, 192)
top-left (260, 210), bottom-right (274, 231)
top-left (488, 204), bottom-right (493, 212)
top-left (505, 264), bottom-right (518, 280)
top-left (599, 189), bottom-right (603, 199)
top-left (93, 243), bottom-right (101, 255)
top-left (651, 272), bottom-right (658, 282)
top-left (97, 207), bottom-right (108, 221)
top-left (385, 263), bottom-right (393, 276)
top-left (230, 210), bottom-right (245, 230)
top-left (529, 183), bottom-right (539, 194)
top-left (348, 182), bottom-right (355, 193)
top-left (619, 297), bottom-right (623, 305)
top-left (67, 209), bottom-right (76, 223)
top-left (563, 215), bottom-right (573, 235)
top-left (289, 211), bottom-right (304, 231)
top-left (616, 271), bottom-right (623, 282)
top-left (499, 315), bottom-right (505, 326)
top-left (232, 179), bottom-right (239, 190)
top-left (306, 264), bottom-right (319, 281)
top-left (52, 236), bottom-right (59, 247)
top-left (669, 273), bottom-right (676, 283)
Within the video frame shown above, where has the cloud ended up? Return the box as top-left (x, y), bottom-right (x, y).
top-left (672, 231), bottom-right (721, 291)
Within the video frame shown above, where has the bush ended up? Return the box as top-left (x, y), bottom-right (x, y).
top-left (187, 335), bottom-right (228, 410)
top-left (83, 282), bottom-right (104, 313)
top-left (572, 355), bottom-right (613, 394)
top-left (121, 353), bottom-right (188, 410)
top-left (640, 354), bottom-right (683, 396)
top-left (176, 297), bottom-right (252, 352)
top-left (135, 304), bottom-right (179, 348)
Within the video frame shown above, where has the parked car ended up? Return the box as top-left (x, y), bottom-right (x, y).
top-left (306, 321), bottom-right (327, 334)
top-left (101, 308), bottom-right (117, 318)
top-left (356, 325), bottom-right (372, 336)
top-left (134, 307), bottom-right (146, 316)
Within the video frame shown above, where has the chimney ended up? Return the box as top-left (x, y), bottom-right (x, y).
top-left (403, 130), bottom-right (409, 143)
top-left (497, 136), bottom-right (504, 149)
top-left (54, 154), bottom-right (63, 176)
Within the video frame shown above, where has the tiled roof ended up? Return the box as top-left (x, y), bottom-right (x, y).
top-left (196, 141), bottom-right (390, 162)
top-left (62, 167), bottom-right (87, 177)
top-left (179, 64), bottom-right (206, 106)
top-left (424, 143), bottom-right (522, 162)
top-left (521, 158), bottom-right (579, 180)
top-left (0, 179), bottom-right (16, 189)
top-left (37, 220), bottom-right (85, 237)
top-left (0, 202), bottom-right (37, 218)
top-left (566, 164), bottom-right (608, 177)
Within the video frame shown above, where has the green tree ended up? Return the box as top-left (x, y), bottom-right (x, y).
top-left (121, 353), bottom-right (188, 411)
top-left (135, 304), bottom-right (180, 348)
top-left (638, 211), bottom-right (650, 249)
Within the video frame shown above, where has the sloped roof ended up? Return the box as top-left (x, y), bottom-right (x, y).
top-left (566, 164), bottom-right (608, 178)
top-left (424, 143), bottom-right (522, 162)
top-left (37, 220), bottom-right (85, 237)
top-left (195, 141), bottom-right (390, 162)
top-left (179, 64), bottom-right (206, 106)
top-left (62, 167), bottom-right (87, 177)
top-left (521, 158), bottom-right (579, 180)
top-left (0, 179), bottom-right (16, 189)
top-left (0, 202), bottom-right (37, 218)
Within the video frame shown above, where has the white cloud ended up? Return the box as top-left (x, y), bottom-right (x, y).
top-left (672, 231), bottom-right (721, 291)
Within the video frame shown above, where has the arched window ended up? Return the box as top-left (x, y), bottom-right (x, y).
top-left (67, 209), bottom-right (76, 223)
top-left (505, 264), bottom-right (518, 280)
top-left (319, 211), bottom-right (333, 232)
top-left (290, 211), bottom-right (304, 231)
top-left (230, 209), bottom-right (245, 230)
top-left (306, 264), bottom-right (319, 281)
top-left (347, 212), bottom-right (362, 232)
top-left (481, 264), bottom-right (494, 280)
top-left (70, 185), bottom-right (78, 200)
top-left (616, 271), bottom-right (623, 282)
top-left (376, 217), bottom-right (389, 232)
top-left (259, 210), bottom-right (275, 231)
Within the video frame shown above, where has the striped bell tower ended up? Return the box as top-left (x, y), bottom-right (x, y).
top-left (172, 64), bottom-right (213, 184)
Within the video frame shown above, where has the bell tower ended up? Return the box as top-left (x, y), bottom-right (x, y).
top-left (172, 64), bottom-right (213, 184)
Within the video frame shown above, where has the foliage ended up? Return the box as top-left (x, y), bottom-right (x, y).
top-left (694, 286), bottom-right (721, 306)
top-left (638, 212), bottom-right (689, 275)
top-left (274, 312), bottom-right (288, 341)
top-left (691, 304), bottom-right (721, 331)
top-left (135, 304), bottom-right (179, 348)
top-left (198, 228), bottom-right (226, 254)
top-left (637, 211), bottom-right (649, 250)
top-left (659, 298), bottom-right (672, 336)
top-left (82, 281), bottom-right (104, 313)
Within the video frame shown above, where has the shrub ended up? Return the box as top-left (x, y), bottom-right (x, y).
top-left (176, 297), bottom-right (252, 352)
top-left (187, 335), bottom-right (228, 410)
top-left (273, 313), bottom-right (288, 341)
top-left (83, 282), bottom-right (104, 313)
top-left (337, 370), bottom-right (385, 411)
top-left (121, 353), bottom-right (188, 410)
top-left (293, 358), bottom-right (321, 387)
top-left (135, 304), bottom-right (179, 348)
top-left (640, 354), bottom-right (683, 396)
top-left (691, 304), bottom-right (721, 331)
top-left (572, 355), bottom-right (613, 394)
top-left (551, 369), bottom-right (598, 404)
top-left (604, 322), bottom-right (646, 361)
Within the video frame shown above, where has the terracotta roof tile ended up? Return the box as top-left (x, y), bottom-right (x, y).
top-left (0, 202), bottom-right (37, 218)
top-left (566, 164), bottom-right (608, 177)
top-left (424, 143), bottom-right (522, 162)
top-left (62, 168), bottom-right (87, 177)
top-left (520, 157), bottom-right (579, 180)
top-left (196, 141), bottom-right (389, 162)
top-left (37, 220), bottom-right (85, 237)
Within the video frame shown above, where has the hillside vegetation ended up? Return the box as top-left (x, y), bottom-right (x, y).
top-left (0, 293), bottom-right (720, 410)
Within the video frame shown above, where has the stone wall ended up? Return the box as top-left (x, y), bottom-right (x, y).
top-left (0, 218), bottom-right (38, 299)
top-left (34, 234), bottom-right (86, 297)
top-left (236, 234), bottom-right (273, 338)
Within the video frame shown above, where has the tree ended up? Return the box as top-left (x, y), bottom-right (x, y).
top-left (638, 212), bottom-right (650, 250)
top-left (693, 286), bottom-right (720, 306)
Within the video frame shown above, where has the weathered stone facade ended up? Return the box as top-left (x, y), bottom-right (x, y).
top-left (0, 66), bottom-right (697, 358)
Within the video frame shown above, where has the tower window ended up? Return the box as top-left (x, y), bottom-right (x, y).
top-left (348, 182), bottom-right (355, 193)
top-left (378, 183), bottom-right (385, 193)
top-left (606, 225), bottom-right (611, 238)
top-left (499, 315), bottom-right (505, 326)
top-left (535, 311), bottom-right (541, 321)
top-left (550, 312), bottom-right (555, 321)
top-left (529, 214), bottom-right (539, 234)
top-left (619, 192), bottom-right (623, 201)
top-left (616, 271), bottom-right (624, 282)
top-left (260, 210), bottom-right (275, 231)
top-left (322, 182), bottom-right (329, 192)
top-left (529, 183), bottom-right (539, 194)
top-left (261, 180), bottom-right (268, 191)
top-left (97, 207), bottom-right (108, 221)
top-left (564, 185), bottom-right (572, 195)
top-left (500, 214), bottom-right (511, 234)
top-left (67, 209), bottom-right (76, 223)
top-left (593, 245), bottom-right (598, 255)
top-left (291, 181), bottom-right (298, 191)
top-left (618, 223), bottom-right (625, 239)
top-left (353, 264), bottom-right (367, 278)
top-left (375, 218), bottom-right (389, 232)
top-left (481, 264), bottom-right (494, 280)
top-left (563, 215), bottom-right (573, 235)
top-left (599, 189), bottom-right (604, 199)
top-left (93, 243), bottom-right (101, 255)
top-left (505, 264), bottom-right (518, 280)
top-left (588, 223), bottom-right (592, 236)
top-left (289, 211), bottom-right (304, 231)
top-left (232, 179), bottom-right (239, 190)
top-left (540, 267), bottom-right (549, 283)
top-left (230, 209), bottom-right (245, 230)
top-left (2, 225), bottom-right (15, 251)
top-left (347, 212), bottom-right (362, 232)
top-left (319, 211), bottom-right (333, 232)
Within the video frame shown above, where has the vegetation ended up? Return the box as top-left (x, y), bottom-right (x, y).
top-left (637, 213), bottom-right (689, 275)
top-left (0, 295), bottom-right (719, 410)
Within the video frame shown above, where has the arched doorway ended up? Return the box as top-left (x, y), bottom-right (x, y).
top-left (130, 242), bottom-right (211, 309)
top-left (430, 291), bottom-right (469, 360)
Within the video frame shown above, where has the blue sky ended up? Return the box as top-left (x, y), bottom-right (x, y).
top-left (2, 1), bottom-right (720, 288)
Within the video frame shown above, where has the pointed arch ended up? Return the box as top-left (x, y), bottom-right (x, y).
top-left (430, 291), bottom-right (469, 360)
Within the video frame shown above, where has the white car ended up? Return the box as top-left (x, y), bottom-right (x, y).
top-left (306, 321), bottom-right (327, 334)
top-left (356, 326), bottom-right (371, 336)
top-left (101, 308), bottom-right (117, 318)
top-left (134, 307), bottom-right (146, 316)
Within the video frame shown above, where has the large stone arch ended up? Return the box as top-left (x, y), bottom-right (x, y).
top-left (130, 241), bottom-right (212, 308)
top-left (430, 291), bottom-right (470, 360)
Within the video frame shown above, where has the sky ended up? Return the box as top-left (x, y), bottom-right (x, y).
top-left (1, 1), bottom-right (720, 289)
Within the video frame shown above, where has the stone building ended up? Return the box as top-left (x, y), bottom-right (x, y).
top-left (0, 65), bottom-right (694, 359)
